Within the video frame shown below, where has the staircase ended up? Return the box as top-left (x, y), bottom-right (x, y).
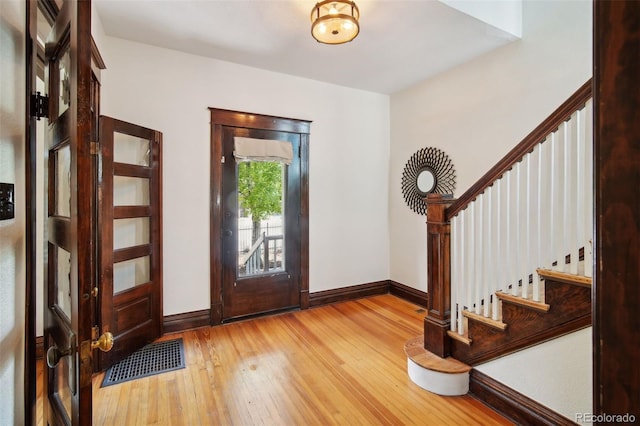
top-left (447, 269), bottom-right (591, 366)
top-left (406, 268), bottom-right (591, 396)
top-left (407, 80), bottom-right (594, 398)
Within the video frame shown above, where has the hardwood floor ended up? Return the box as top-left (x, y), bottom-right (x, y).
top-left (38, 295), bottom-right (512, 425)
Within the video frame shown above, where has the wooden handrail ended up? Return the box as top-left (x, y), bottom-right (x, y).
top-left (446, 79), bottom-right (592, 220)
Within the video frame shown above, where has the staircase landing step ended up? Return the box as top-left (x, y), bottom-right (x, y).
top-left (404, 336), bottom-right (472, 374)
top-left (496, 291), bottom-right (550, 312)
top-left (404, 336), bottom-right (471, 396)
top-left (462, 310), bottom-right (507, 330)
top-left (537, 268), bottom-right (593, 287)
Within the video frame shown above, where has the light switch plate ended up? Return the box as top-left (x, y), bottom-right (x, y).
top-left (0, 182), bottom-right (15, 220)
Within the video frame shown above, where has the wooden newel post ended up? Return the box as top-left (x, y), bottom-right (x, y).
top-left (423, 193), bottom-right (455, 358)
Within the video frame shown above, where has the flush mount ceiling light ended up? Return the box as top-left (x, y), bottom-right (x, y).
top-left (311, 0), bottom-right (360, 45)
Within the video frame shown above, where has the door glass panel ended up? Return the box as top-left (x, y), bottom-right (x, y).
top-left (113, 256), bottom-right (150, 293)
top-left (113, 176), bottom-right (149, 206)
top-left (58, 45), bottom-right (70, 116)
top-left (114, 217), bottom-right (150, 250)
top-left (52, 347), bottom-right (72, 422)
top-left (114, 132), bottom-right (150, 166)
top-left (55, 145), bottom-right (71, 217)
top-left (56, 247), bottom-right (72, 319)
top-left (237, 161), bottom-right (286, 276)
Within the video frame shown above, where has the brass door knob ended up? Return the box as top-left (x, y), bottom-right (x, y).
top-left (91, 332), bottom-right (114, 352)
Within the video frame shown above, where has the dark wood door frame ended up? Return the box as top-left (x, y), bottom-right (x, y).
top-left (209, 109), bottom-right (310, 325)
top-left (593, 0), bottom-right (640, 419)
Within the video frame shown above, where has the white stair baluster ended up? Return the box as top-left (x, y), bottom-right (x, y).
top-left (492, 179), bottom-right (501, 320)
top-left (483, 187), bottom-right (492, 317)
top-left (576, 108), bottom-right (587, 276)
top-left (467, 203), bottom-right (476, 317)
top-left (565, 113), bottom-right (579, 274)
top-left (528, 146), bottom-right (540, 301)
top-left (459, 210), bottom-right (468, 335)
top-left (506, 170), bottom-right (518, 296)
top-left (474, 196), bottom-right (484, 315)
top-left (584, 99), bottom-right (594, 278)
top-left (552, 127), bottom-right (565, 271)
top-left (451, 214), bottom-right (459, 332)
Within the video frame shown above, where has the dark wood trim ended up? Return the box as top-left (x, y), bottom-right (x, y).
top-left (163, 309), bottom-right (211, 334)
top-left (161, 281), bottom-right (426, 334)
top-left (209, 108), bottom-right (311, 324)
top-left (389, 281), bottom-right (428, 308)
top-left (308, 281), bottom-right (389, 308)
top-left (25, 3), bottom-right (38, 424)
top-left (424, 194), bottom-right (455, 357)
top-left (90, 36), bottom-right (106, 70)
top-left (209, 108), bottom-right (311, 133)
top-left (446, 79), bottom-right (592, 220)
top-left (469, 369), bottom-right (577, 426)
top-left (593, 1), bottom-right (640, 419)
top-left (299, 133), bottom-right (310, 310)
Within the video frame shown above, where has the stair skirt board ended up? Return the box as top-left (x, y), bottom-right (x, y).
top-left (407, 358), bottom-right (470, 396)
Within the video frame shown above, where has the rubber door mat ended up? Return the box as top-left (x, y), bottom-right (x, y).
top-left (101, 338), bottom-right (185, 387)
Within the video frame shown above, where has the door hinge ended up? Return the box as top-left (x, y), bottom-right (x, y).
top-left (221, 156), bottom-right (225, 164)
top-left (90, 142), bottom-right (101, 155)
top-left (30, 92), bottom-right (49, 120)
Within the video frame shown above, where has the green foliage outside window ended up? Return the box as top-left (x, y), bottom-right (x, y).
top-left (238, 161), bottom-right (284, 243)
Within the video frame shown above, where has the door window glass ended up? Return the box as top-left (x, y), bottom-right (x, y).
top-left (57, 45), bottom-right (70, 117)
top-left (113, 256), bottom-right (150, 293)
top-left (56, 247), bottom-right (72, 319)
top-left (113, 176), bottom-right (149, 206)
top-left (52, 346), bottom-right (72, 422)
top-left (114, 218), bottom-right (150, 250)
top-left (237, 161), bottom-right (286, 276)
top-left (114, 132), bottom-right (150, 166)
top-left (55, 145), bottom-right (71, 217)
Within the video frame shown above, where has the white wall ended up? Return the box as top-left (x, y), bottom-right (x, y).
top-left (99, 37), bottom-right (391, 316)
top-left (389, 0), bottom-right (592, 291)
top-left (477, 328), bottom-right (593, 422)
top-left (0, 0), bottom-right (26, 423)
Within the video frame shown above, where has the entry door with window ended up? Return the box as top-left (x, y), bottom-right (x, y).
top-left (210, 109), bottom-right (310, 322)
top-left (42, 1), bottom-right (96, 424)
top-left (98, 116), bottom-right (163, 370)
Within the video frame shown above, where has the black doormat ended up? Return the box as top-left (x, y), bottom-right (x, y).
top-left (101, 338), bottom-right (185, 387)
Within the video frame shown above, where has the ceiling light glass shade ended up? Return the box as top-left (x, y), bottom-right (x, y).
top-left (311, 0), bottom-right (360, 45)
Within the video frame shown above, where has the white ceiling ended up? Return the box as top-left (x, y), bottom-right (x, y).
top-left (94, 0), bottom-right (519, 94)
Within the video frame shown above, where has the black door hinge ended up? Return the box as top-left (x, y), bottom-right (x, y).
top-left (31, 92), bottom-right (49, 120)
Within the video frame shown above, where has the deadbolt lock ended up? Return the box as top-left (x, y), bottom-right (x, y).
top-left (91, 331), bottom-right (114, 352)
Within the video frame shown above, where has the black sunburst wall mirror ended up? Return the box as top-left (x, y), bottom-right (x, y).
top-left (401, 147), bottom-right (456, 215)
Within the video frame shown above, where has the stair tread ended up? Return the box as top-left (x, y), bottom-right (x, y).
top-left (447, 330), bottom-right (472, 346)
top-left (462, 310), bottom-right (507, 330)
top-left (404, 336), bottom-right (471, 374)
top-left (537, 268), bottom-right (592, 287)
top-left (496, 291), bottom-right (550, 312)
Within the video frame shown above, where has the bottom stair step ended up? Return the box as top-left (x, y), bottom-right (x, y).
top-left (404, 335), bottom-right (471, 396)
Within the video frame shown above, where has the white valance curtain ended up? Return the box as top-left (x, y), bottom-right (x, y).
top-left (233, 137), bottom-right (293, 165)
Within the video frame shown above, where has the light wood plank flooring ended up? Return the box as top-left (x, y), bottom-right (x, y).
top-left (38, 295), bottom-right (512, 425)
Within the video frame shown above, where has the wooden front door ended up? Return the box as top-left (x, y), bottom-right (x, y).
top-left (97, 116), bottom-right (163, 370)
top-left (210, 109), bottom-right (310, 322)
top-left (43, 1), bottom-right (96, 424)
